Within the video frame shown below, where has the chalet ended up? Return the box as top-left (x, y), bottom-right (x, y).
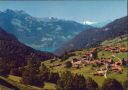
top-left (111, 66), bottom-right (122, 73)
top-left (85, 51), bottom-right (93, 58)
top-left (82, 60), bottom-right (90, 66)
top-left (93, 70), bottom-right (104, 76)
top-left (71, 58), bottom-right (82, 68)
top-left (105, 58), bottom-right (113, 64)
top-left (119, 47), bottom-right (128, 52)
top-left (93, 69), bottom-right (107, 76)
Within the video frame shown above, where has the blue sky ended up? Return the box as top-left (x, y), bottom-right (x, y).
top-left (0, 0), bottom-right (127, 23)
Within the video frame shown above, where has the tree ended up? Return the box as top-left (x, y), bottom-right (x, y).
top-left (21, 67), bottom-right (44, 87)
top-left (122, 58), bottom-right (127, 66)
top-left (86, 77), bottom-right (99, 90)
top-left (61, 55), bottom-right (69, 61)
top-left (48, 72), bottom-right (60, 83)
top-left (57, 71), bottom-right (87, 90)
top-left (65, 61), bottom-right (72, 68)
top-left (39, 63), bottom-right (50, 74)
top-left (92, 49), bottom-right (98, 59)
top-left (0, 64), bottom-right (9, 76)
top-left (39, 63), bottom-right (52, 82)
top-left (21, 58), bottom-right (44, 87)
top-left (27, 57), bottom-right (40, 69)
top-left (0, 59), bottom-right (10, 76)
top-left (73, 74), bottom-right (87, 90)
top-left (123, 79), bottom-right (128, 90)
top-left (57, 71), bottom-right (74, 90)
top-left (102, 78), bottom-right (123, 90)
top-left (10, 68), bottom-right (21, 76)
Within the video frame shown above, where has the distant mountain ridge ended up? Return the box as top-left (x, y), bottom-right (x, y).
top-left (91, 20), bottom-right (112, 28)
top-left (0, 9), bottom-right (93, 52)
top-left (55, 16), bottom-right (128, 56)
top-left (0, 27), bottom-right (55, 67)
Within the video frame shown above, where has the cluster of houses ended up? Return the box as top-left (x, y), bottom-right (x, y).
top-left (70, 46), bottom-right (128, 78)
top-left (102, 45), bottom-right (128, 53)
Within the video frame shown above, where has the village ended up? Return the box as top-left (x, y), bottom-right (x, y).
top-left (70, 44), bottom-right (128, 78)
top-left (40, 36), bottom-right (128, 89)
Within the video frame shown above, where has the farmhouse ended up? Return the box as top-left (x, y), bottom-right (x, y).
top-left (71, 58), bottom-right (82, 68)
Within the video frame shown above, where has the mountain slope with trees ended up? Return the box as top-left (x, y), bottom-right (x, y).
top-left (0, 27), bottom-right (55, 76)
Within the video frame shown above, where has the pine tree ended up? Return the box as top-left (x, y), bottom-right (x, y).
top-left (86, 77), bottom-right (99, 90)
top-left (57, 71), bottom-right (74, 90)
top-left (123, 79), bottom-right (128, 90)
top-left (21, 58), bottom-right (44, 87)
top-left (57, 71), bottom-right (87, 90)
top-left (92, 49), bottom-right (98, 59)
top-left (0, 58), bottom-right (9, 76)
top-left (72, 74), bottom-right (87, 90)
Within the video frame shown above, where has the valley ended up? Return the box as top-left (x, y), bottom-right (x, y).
top-left (0, 35), bottom-right (127, 90)
top-left (0, 4), bottom-right (127, 89)
top-left (0, 9), bottom-right (93, 52)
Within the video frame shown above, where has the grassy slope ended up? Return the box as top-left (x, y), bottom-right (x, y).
top-left (43, 82), bottom-right (57, 90)
top-left (2, 75), bottom-right (56, 90)
top-left (1, 36), bottom-right (127, 89)
top-left (43, 36), bottom-right (128, 87)
top-left (0, 76), bottom-right (43, 90)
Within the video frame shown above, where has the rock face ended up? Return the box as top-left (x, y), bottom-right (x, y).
top-left (0, 27), bottom-right (55, 67)
top-left (55, 16), bottom-right (128, 56)
top-left (0, 9), bottom-right (93, 52)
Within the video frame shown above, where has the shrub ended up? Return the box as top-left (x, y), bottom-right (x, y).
top-left (102, 78), bottom-right (123, 90)
top-left (65, 61), bottom-right (72, 68)
top-left (61, 55), bottom-right (69, 61)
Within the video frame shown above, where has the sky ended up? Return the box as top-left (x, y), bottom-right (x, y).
top-left (0, 0), bottom-right (127, 23)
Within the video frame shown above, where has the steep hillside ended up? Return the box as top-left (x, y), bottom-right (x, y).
top-left (0, 27), bottom-right (17, 41)
top-left (0, 27), bottom-right (55, 68)
top-left (0, 35), bottom-right (127, 90)
top-left (43, 35), bottom-right (128, 87)
top-left (55, 16), bottom-right (128, 56)
top-left (0, 9), bottom-right (93, 52)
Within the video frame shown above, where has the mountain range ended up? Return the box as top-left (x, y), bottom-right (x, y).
top-left (0, 9), bottom-right (127, 57)
top-left (0, 9), bottom-right (93, 52)
top-left (55, 16), bottom-right (128, 56)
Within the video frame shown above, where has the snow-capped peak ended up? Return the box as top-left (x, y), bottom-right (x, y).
top-left (83, 20), bottom-right (97, 25)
